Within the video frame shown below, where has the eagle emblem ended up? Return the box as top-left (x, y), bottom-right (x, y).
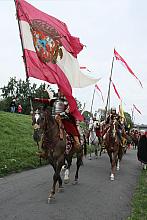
top-left (30, 19), bottom-right (63, 64)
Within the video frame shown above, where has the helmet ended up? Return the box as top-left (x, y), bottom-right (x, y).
top-left (111, 107), bottom-right (116, 114)
top-left (111, 107), bottom-right (116, 111)
top-left (52, 99), bottom-right (65, 116)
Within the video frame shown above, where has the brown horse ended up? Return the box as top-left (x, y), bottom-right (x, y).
top-left (104, 119), bottom-right (123, 181)
top-left (32, 108), bottom-right (83, 202)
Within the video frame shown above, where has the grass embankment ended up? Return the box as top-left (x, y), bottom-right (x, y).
top-left (128, 170), bottom-right (147, 220)
top-left (0, 111), bottom-right (47, 177)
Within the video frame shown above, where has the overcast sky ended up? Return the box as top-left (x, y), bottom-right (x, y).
top-left (0, 0), bottom-right (147, 124)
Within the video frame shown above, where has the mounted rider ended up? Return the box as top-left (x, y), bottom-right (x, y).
top-left (33, 89), bottom-right (81, 157)
top-left (105, 107), bottom-right (124, 145)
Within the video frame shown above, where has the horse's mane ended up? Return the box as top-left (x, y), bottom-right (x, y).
top-left (41, 109), bottom-right (60, 150)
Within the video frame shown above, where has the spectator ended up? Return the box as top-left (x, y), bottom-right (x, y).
top-left (10, 98), bottom-right (16, 113)
top-left (137, 131), bottom-right (147, 170)
top-left (18, 103), bottom-right (22, 114)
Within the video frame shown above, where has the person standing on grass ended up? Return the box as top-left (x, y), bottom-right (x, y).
top-left (18, 103), bottom-right (22, 114)
top-left (10, 98), bottom-right (16, 113)
top-left (137, 131), bottom-right (147, 170)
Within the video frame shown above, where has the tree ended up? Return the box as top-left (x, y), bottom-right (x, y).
top-left (124, 112), bottom-right (133, 129)
top-left (0, 77), bottom-right (51, 114)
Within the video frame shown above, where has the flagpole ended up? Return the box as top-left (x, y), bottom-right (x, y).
top-left (14, 0), bottom-right (33, 113)
top-left (105, 56), bottom-right (115, 119)
top-left (90, 86), bottom-right (96, 114)
top-left (131, 106), bottom-right (134, 123)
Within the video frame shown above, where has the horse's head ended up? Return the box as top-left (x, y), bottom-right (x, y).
top-left (109, 119), bottom-right (117, 138)
top-left (88, 123), bottom-right (93, 132)
top-left (32, 109), bottom-right (45, 144)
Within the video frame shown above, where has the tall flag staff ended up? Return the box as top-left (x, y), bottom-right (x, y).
top-left (105, 55), bottom-right (115, 119)
top-left (90, 86), bottom-right (96, 114)
top-left (14, 0), bottom-right (33, 113)
top-left (131, 106), bottom-right (134, 123)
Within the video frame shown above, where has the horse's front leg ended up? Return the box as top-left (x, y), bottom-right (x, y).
top-left (110, 151), bottom-right (119, 180)
top-left (63, 154), bottom-right (72, 184)
top-left (74, 147), bottom-right (83, 184)
top-left (89, 143), bottom-right (92, 160)
top-left (94, 144), bottom-right (98, 159)
top-left (48, 158), bottom-right (64, 203)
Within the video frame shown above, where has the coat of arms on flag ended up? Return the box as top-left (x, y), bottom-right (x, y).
top-left (30, 19), bottom-right (63, 64)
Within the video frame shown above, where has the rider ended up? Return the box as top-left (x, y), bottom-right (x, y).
top-left (51, 89), bottom-right (81, 150)
top-left (94, 118), bottom-right (102, 145)
top-left (106, 107), bottom-right (124, 144)
top-left (33, 89), bottom-right (81, 157)
top-left (106, 107), bottom-right (118, 124)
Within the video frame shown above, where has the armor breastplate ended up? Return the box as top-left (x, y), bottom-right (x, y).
top-left (52, 99), bottom-right (65, 116)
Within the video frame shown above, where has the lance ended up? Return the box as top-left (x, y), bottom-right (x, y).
top-left (105, 55), bottom-right (115, 119)
top-left (90, 86), bottom-right (96, 114)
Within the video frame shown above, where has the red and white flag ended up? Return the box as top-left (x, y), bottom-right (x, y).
top-left (111, 81), bottom-right (121, 100)
top-left (133, 104), bottom-right (142, 115)
top-left (114, 49), bottom-right (143, 88)
top-left (15, 0), bottom-right (99, 120)
top-left (95, 84), bottom-right (104, 103)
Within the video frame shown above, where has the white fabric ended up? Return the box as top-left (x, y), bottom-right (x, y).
top-left (20, 20), bottom-right (100, 88)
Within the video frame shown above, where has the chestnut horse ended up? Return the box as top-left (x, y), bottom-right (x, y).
top-left (104, 119), bottom-right (123, 181)
top-left (32, 108), bottom-right (83, 202)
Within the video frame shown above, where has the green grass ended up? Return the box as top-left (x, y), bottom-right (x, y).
top-left (128, 170), bottom-right (147, 220)
top-left (0, 111), bottom-right (47, 177)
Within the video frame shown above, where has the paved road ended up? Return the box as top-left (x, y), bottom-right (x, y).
top-left (0, 149), bottom-right (141, 220)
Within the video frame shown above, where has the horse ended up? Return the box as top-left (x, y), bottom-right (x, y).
top-left (88, 122), bottom-right (100, 160)
top-left (95, 122), bottom-right (107, 156)
top-left (104, 119), bottom-right (124, 181)
top-left (32, 108), bottom-right (83, 202)
top-left (131, 131), bottom-right (139, 150)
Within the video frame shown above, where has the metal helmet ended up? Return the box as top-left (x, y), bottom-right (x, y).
top-left (111, 107), bottom-right (116, 114)
top-left (52, 99), bottom-right (65, 116)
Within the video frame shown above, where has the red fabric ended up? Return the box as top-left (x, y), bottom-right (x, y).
top-left (62, 119), bottom-right (80, 137)
top-left (111, 81), bottom-right (121, 100)
top-left (33, 98), bottom-right (50, 104)
top-left (95, 84), bottom-right (104, 102)
top-left (133, 104), bottom-right (142, 115)
top-left (18, 105), bottom-right (22, 113)
top-left (15, 0), bottom-right (84, 121)
top-left (114, 49), bottom-right (143, 88)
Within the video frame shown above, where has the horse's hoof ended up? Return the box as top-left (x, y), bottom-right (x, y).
top-left (95, 156), bottom-right (98, 159)
top-left (47, 197), bottom-right (55, 204)
top-left (58, 186), bottom-right (64, 192)
top-left (89, 157), bottom-right (92, 160)
top-left (110, 174), bottom-right (115, 181)
top-left (64, 178), bottom-right (70, 184)
top-left (116, 167), bottom-right (120, 171)
top-left (72, 179), bottom-right (78, 185)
